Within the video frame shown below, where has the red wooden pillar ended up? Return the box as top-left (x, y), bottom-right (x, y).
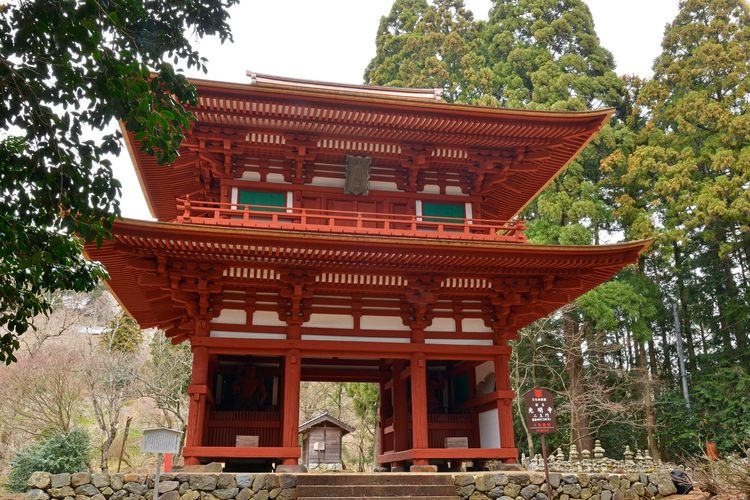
top-left (468, 363), bottom-right (480, 448)
top-left (494, 353), bottom-right (515, 460)
top-left (378, 379), bottom-right (387, 457)
top-left (391, 361), bottom-right (408, 468)
top-left (184, 345), bottom-right (209, 465)
top-left (410, 352), bottom-right (429, 466)
top-left (281, 348), bottom-right (301, 465)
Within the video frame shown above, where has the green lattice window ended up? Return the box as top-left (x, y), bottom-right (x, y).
top-left (238, 190), bottom-right (286, 213)
top-left (422, 201), bottom-right (465, 223)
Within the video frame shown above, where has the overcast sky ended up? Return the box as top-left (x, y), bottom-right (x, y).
top-left (116, 0), bottom-right (680, 220)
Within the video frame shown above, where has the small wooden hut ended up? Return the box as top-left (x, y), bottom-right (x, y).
top-left (299, 412), bottom-right (355, 470)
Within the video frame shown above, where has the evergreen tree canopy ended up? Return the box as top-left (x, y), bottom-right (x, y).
top-left (365, 0), bottom-right (750, 457)
top-left (99, 313), bottom-right (143, 354)
top-left (485, 0), bottom-right (622, 111)
top-left (615, 0), bottom-right (750, 357)
top-left (0, 0), bottom-right (238, 363)
top-left (364, 0), bottom-right (491, 102)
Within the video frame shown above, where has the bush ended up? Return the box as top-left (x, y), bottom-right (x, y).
top-left (655, 362), bottom-right (750, 461)
top-left (691, 456), bottom-right (750, 497)
top-left (6, 428), bottom-right (91, 492)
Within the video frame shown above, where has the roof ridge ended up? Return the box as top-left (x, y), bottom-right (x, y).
top-left (247, 71), bottom-right (443, 102)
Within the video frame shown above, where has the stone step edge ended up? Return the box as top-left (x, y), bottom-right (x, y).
top-left (296, 485), bottom-right (457, 494)
top-left (297, 497), bottom-right (459, 500)
top-left (296, 474), bottom-right (455, 485)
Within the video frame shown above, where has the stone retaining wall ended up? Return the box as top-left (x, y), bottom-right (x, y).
top-left (24, 470), bottom-right (679, 500)
top-left (25, 471), bottom-right (296, 500)
top-left (452, 471), bottom-right (679, 500)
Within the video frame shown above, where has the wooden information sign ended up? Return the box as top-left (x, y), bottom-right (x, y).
top-left (523, 387), bottom-right (557, 434)
top-left (523, 387), bottom-right (556, 499)
top-left (141, 428), bottom-right (182, 500)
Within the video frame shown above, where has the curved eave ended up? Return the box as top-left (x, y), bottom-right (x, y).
top-left (192, 76), bottom-right (612, 120)
top-left (85, 219), bottom-right (652, 331)
top-left (128, 76), bottom-right (612, 221)
top-left (120, 122), bottom-right (158, 219)
top-left (122, 130), bottom-right (202, 222)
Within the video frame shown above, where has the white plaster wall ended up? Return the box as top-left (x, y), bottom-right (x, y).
top-left (310, 176), bottom-right (344, 188)
top-left (419, 184), bottom-right (441, 194)
top-left (301, 334), bottom-right (409, 343)
top-left (424, 317), bottom-right (456, 332)
top-left (252, 310), bottom-right (287, 327)
top-left (475, 360), bottom-right (496, 396)
top-left (479, 409), bottom-right (501, 448)
top-left (212, 308), bottom-right (247, 325)
top-left (240, 171), bottom-right (261, 181)
top-left (210, 331), bottom-right (286, 340)
top-left (266, 173), bottom-right (286, 183)
top-left (445, 186), bottom-right (466, 196)
top-left (368, 181), bottom-right (399, 191)
top-left (425, 338), bottom-right (492, 345)
top-left (360, 315), bottom-right (411, 331)
top-left (303, 313), bottom-right (355, 329)
top-left (462, 318), bottom-right (493, 332)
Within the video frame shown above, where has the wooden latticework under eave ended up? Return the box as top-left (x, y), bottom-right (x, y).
top-left (86, 73), bottom-right (652, 470)
top-left (88, 219), bottom-right (649, 468)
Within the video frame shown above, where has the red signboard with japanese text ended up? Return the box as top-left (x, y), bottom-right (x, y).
top-left (523, 387), bottom-right (557, 434)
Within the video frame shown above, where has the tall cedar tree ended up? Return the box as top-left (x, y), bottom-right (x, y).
top-left (364, 0), bottom-right (492, 103)
top-left (598, 0), bottom-right (750, 456)
top-left (612, 0), bottom-right (749, 360)
top-left (365, 0), bottom-right (659, 453)
top-left (486, 0), bottom-right (650, 453)
top-left (0, 1), bottom-right (238, 363)
top-left (646, 0), bottom-right (749, 359)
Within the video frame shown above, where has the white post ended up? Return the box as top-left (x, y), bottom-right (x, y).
top-left (153, 452), bottom-right (162, 500)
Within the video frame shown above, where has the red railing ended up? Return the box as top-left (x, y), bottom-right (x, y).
top-left (205, 409), bottom-right (281, 447)
top-left (176, 197), bottom-right (527, 243)
top-left (381, 413), bottom-right (476, 451)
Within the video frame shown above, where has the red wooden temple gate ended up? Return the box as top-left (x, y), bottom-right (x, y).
top-left (87, 73), bottom-right (650, 470)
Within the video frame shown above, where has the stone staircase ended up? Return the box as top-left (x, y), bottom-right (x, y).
top-left (295, 473), bottom-right (459, 500)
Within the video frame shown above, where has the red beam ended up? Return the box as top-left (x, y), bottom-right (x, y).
top-left (301, 368), bottom-right (388, 383)
top-left (192, 337), bottom-right (511, 359)
top-left (458, 390), bottom-right (516, 411)
top-left (182, 446), bottom-right (301, 459)
top-left (378, 447), bottom-right (518, 463)
top-left (206, 420), bottom-right (280, 429)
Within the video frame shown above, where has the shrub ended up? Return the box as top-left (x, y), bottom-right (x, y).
top-left (6, 428), bottom-right (91, 492)
top-left (691, 456), bottom-right (750, 497)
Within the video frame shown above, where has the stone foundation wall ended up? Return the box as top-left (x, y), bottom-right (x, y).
top-left (452, 471), bottom-right (679, 500)
top-left (25, 471), bottom-right (296, 500)
top-left (24, 470), bottom-right (680, 500)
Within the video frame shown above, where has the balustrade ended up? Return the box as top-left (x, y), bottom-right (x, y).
top-left (176, 197), bottom-right (527, 243)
